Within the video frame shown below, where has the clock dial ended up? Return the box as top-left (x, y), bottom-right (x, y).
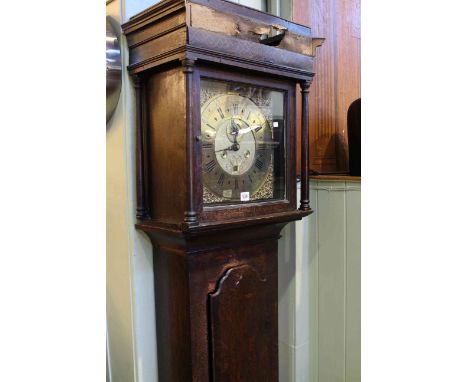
top-left (201, 94), bottom-right (273, 201)
top-left (201, 78), bottom-right (287, 205)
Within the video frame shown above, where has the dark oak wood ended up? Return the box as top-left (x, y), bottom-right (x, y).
top-left (141, 223), bottom-right (285, 382)
top-left (122, 0), bottom-right (323, 80)
top-left (189, 2), bottom-right (313, 56)
top-left (128, 57), bottom-right (315, 230)
top-left (209, 262), bottom-right (278, 381)
top-left (182, 58), bottom-right (198, 225)
top-left (122, 1), bottom-right (323, 380)
top-left (310, 175), bottom-right (361, 182)
top-left (300, 80), bottom-right (312, 211)
top-left (145, 67), bottom-right (187, 224)
top-left (134, 75), bottom-right (150, 219)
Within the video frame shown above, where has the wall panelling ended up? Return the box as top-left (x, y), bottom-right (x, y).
top-left (293, 0), bottom-right (361, 174)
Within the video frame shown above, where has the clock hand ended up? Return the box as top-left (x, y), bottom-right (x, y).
top-left (237, 124), bottom-right (262, 135)
top-left (256, 141), bottom-right (280, 147)
top-left (215, 143), bottom-right (240, 153)
top-left (215, 146), bottom-right (233, 153)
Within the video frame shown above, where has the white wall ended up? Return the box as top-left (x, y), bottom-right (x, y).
top-left (106, 1), bottom-right (135, 381)
top-left (107, 1), bottom-right (157, 381)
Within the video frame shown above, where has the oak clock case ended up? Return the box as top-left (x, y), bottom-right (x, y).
top-left (122, 0), bottom-right (323, 380)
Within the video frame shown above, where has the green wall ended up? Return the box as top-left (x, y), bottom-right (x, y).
top-left (278, 180), bottom-right (361, 382)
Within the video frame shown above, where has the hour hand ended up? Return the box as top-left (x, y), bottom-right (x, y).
top-left (215, 143), bottom-right (239, 153)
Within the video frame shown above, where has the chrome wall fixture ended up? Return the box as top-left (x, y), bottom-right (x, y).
top-left (106, 17), bottom-right (122, 123)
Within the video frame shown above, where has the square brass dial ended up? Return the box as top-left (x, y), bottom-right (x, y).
top-left (201, 78), bottom-right (287, 205)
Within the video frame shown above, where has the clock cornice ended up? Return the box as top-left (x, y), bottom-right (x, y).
top-left (122, 0), bottom-right (324, 79)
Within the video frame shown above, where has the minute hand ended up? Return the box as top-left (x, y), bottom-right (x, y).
top-left (237, 125), bottom-right (262, 135)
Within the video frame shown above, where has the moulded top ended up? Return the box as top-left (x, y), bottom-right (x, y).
top-left (122, 0), bottom-right (324, 78)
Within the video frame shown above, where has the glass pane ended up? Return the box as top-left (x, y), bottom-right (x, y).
top-left (238, 0), bottom-right (267, 12)
top-left (200, 78), bottom-right (287, 205)
top-left (227, 0), bottom-right (292, 20)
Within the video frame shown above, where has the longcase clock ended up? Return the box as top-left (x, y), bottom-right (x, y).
top-left (122, 1), bottom-right (323, 380)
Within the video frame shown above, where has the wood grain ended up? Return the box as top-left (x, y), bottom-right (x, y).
top-left (189, 2), bottom-right (315, 56)
top-left (293, 0), bottom-right (361, 174)
top-left (146, 67), bottom-right (187, 224)
top-left (209, 263), bottom-right (278, 381)
top-left (123, 0), bottom-right (323, 79)
top-left (142, 224), bottom-right (284, 382)
top-left (310, 175), bottom-right (361, 182)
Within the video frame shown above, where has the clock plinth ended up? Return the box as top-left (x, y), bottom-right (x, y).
top-left (123, 0), bottom-right (323, 380)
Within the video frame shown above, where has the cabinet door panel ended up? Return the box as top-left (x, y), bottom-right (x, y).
top-left (209, 264), bottom-right (278, 381)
